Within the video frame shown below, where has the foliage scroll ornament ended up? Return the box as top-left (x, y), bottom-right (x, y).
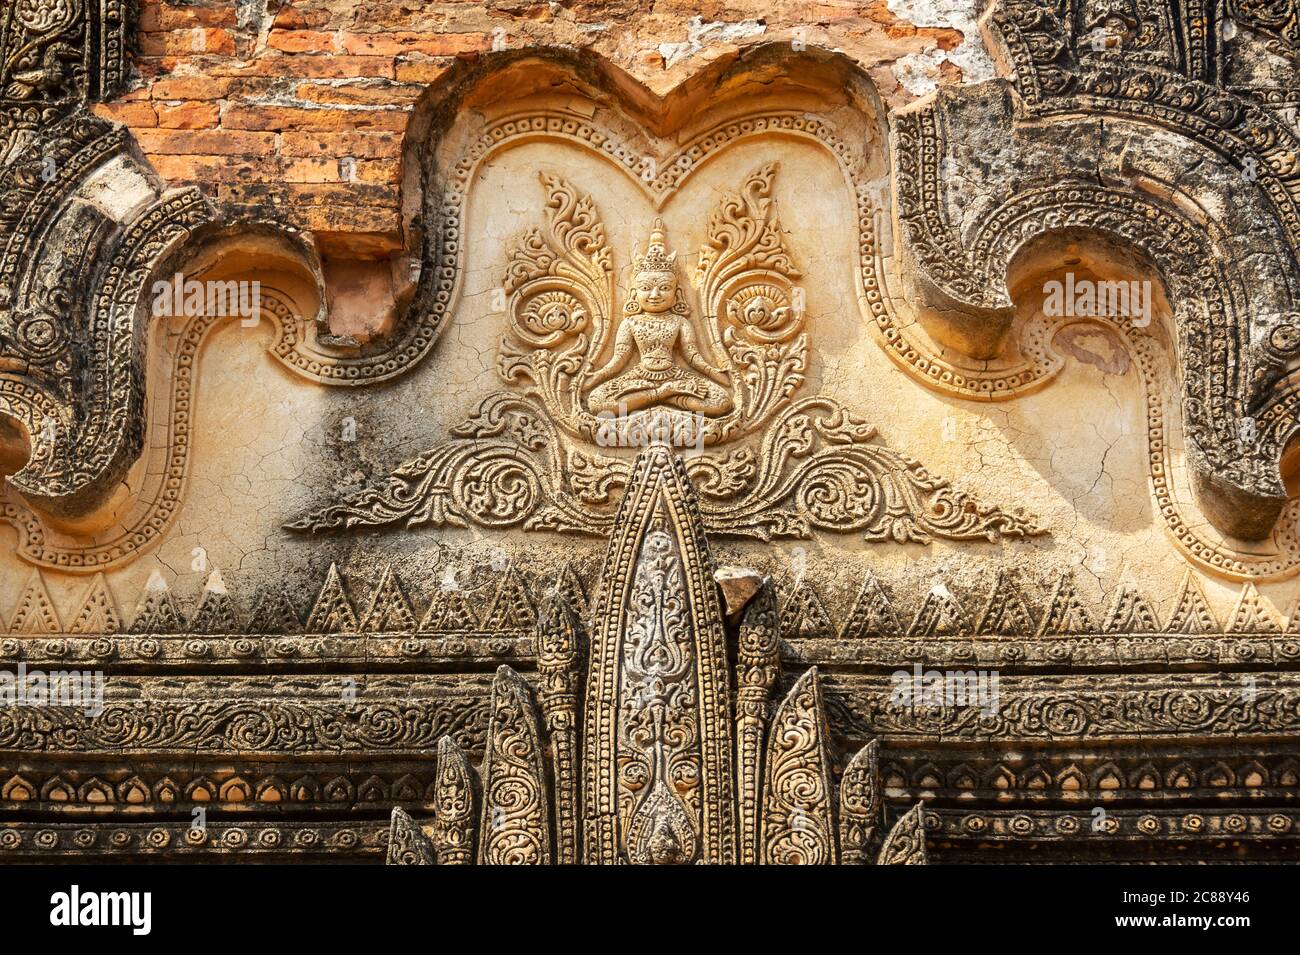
top-left (735, 578), bottom-right (779, 864)
top-left (762, 667), bottom-right (839, 865)
top-left (0, 0), bottom-right (130, 161)
top-left (288, 171), bottom-right (1041, 547)
top-left (839, 739), bottom-right (882, 864)
top-left (877, 802), bottom-right (930, 865)
top-left (583, 448), bottom-right (735, 864)
top-left (1228, 0), bottom-right (1300, 53)
top-left (477, 666), bottom-right (551, 865)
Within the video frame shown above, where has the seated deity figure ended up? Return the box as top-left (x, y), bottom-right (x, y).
top-left (586, 220), bottom-right (733, 417)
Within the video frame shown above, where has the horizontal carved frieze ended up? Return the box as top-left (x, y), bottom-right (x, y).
top-left (2, 564), bottom-right (1295, 648)
top-left (0, 675), bottom-right (493, 756)
top-left (880, 749), bottom-right (1300, 803)
top-left (0, 820), bottom-right (387, 860)
top-left (2, 668), bottom-right (1298, 759)
top-left (926, 807), bottom-right (1300, 843)
top-left (820, 672), bottom-right (1300, 741)
top-left (0, 764), bottom-right (441, 811)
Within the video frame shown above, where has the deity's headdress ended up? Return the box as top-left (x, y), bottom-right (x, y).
top-left (633, 218), bottom-right (677, 273)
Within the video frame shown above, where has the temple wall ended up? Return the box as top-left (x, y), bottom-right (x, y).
top-left (2, 0), bottom-right (1300, 862)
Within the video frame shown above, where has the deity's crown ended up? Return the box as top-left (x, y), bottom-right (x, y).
top-left (633, 218), bottom-right (677, 273)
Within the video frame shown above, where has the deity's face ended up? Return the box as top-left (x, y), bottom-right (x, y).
top-left (632, 269), bottom-right (677, 314)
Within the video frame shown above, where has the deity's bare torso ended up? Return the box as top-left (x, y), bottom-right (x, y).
top-left (585, 223), bottom-right (732, 418)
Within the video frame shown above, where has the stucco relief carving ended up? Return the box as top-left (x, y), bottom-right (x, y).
top-left (503, 165), bottom-right (798, 440)
top-left (383, 445), bottom-right (929, 865)
top-left (885, 3), bottom-right (1300, 579)
top-left (0, 0), bottom-right (129, 161)
top-left (2, 3), bottom-right (1300, 866)
top-left (287, 131), bottom-right (1041, 545)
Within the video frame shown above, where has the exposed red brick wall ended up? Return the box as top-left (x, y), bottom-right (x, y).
top-left (94, 1), bottom-right (970, 254)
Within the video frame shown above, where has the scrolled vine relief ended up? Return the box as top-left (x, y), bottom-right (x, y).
top-left (501, 166), bottom-right (805, 443)
top-left (289, 155), bottom-right (1042, 546)
top-left (618, 505), bottom-right (703, 865)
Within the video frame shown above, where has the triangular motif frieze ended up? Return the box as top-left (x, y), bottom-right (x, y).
top-left (305, 563), bottom-right (358, 634)
top-left (358, 565), bottom-right (418, 634)
top-left (1227, 582), bottom-right (1282, 634)
top-left (973, 570), bottom-right (1035, 636)
top-left (189, 571), bottom-right (240, 634)
top-left (481, 566), bottom-right (538, 632)
top-left (907, 582), bottom-right (971, 637)
top-left (1037, 572), bottom-right (1094, 636)
top-left (129, 572), bottom-right (184, 634)
top-left (68, 574), bottom-right (122, 635)
top-left (9, 571), bottom-right (61, 635)
top-left (840, 571), bottom-right (902, 638)
top-left (419, 586), bottom-right (481, 633)
top-left (779, 579), bottom-right (837, 639)
top-left (244, 588), bottom-right (302, 634)
top-left (1103, 586), bottom-right (1162, 634)
top-left (1165, 571), bottom-right (1218, 634)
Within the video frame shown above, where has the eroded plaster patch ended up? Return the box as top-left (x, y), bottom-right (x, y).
top-left (658, 16), bottom-right (768, 69)
top-left (887, 0), bottom-right (996, 94)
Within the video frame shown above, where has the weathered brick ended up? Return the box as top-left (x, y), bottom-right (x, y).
top-left (91, 102), bottom-right (159, 127)
top-left (104, 0), bottom-right (977, 250)
top-left (272, 6), bottom-right (333, 29)
top-left (293, 81), bottom-right (424, 106)
top-left (200, 55), bottom-right (396, 80)
top-left (133, 129), bottom-right (277, 156)
top-left (148, 153), bottom-right (281, 183)
top-left (148, 76), bottom-right (238, 100)
top-left (217, 182), bottom-right (402, 241)
top-left (283, 157), bottom-right (347, 183)
top-left (355, 159), bottom-right (401, 185)
top-left (137, 1), bottom-right (162, 32)
top-left (139, 2), bottom-right (237, 31)
top-left (155, 102), bottom-right (221, 129)
top-left (337, 31), bottom-right (492, 56)
top-left (280, 130), bottom-right (402, 160)
top-left (394, 58), bottom-right (452, 84)
top-left (222, 105), bottom-right (411, 132)
top-left (268, 30), bottom-right (341, 54)
top-left (138, 28), bottom-right (237, 57)
top-left (282, 156), bottom-right (400, 187)
top-left (160, 6), bottom-right (238, 29)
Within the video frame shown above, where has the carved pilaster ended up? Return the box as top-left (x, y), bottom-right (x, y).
top-left (878, 802), bottom-right (930, 865)
top-left (762, 667), bottom-right (837, 865)
top-left (582, 446), bottom-right (737, 864)
top-left (386, 807), bottom-right (434, 865)
top-left (535, 593), bottom-right (583, 864)
top-left (478, 666), bottom-right (551, 865)
top-left (735, 578), bottom-right (779, 865)
top-left (839, 740), bottom-right (882, 864)
top-left (432, 736), bottom-right (477, 865)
